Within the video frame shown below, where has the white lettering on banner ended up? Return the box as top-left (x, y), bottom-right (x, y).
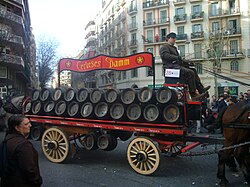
top-left (165, 69), bottom-right (180, 78)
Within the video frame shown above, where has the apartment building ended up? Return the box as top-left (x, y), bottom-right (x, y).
top-left (0, 0), bottom-right (37, 98)
top-left (84, 0), bottom-right (250, 96)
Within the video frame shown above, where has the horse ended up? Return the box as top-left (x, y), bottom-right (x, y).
top-left (217, 99), bottom-right (250, 186)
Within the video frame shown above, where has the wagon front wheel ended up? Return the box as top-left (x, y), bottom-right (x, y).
top-left (127, 137), bottom-right (160, 175)
top-left (41, 127), bottom-right (69, 163)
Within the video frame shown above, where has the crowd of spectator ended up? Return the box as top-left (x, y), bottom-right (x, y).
top-left (201, 89), bottom-right (250, 134)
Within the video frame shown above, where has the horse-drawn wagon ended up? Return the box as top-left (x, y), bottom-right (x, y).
top-left (2, 52), bottom-right (250, 186)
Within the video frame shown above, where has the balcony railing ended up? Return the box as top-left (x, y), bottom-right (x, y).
top-left (191, 31), bottom-right (204, 39)
top-left (143, 0), bottom-right (169, 9)
top-left (128, 5), bottom-right (137, 15)
top-left (209, 8), bottom-right (241, 17)
top-left (129, 40), bottom-right (138, 47)
top-left (173, 0), bottom-right (186, 6)
top-left (225, 27), bottom-right (241, 35)
top-left (176, 33), bottom-right (187, 41)
top-left (128, 22), bottom-right (138, 31)
top-left (143, 17), bottom-right (170, 26)
top-left (207, 49), bottom-right (245, 58)
top-left (191, 11), bottom-right (204, 20)
top-left (0, 5), bottom-right (24, 26)
top-left (0, 30), bottom-right (24, 45)
top-left (0, 53), bottom-right (24, 67)
top-left (174, 14), bottom-right (187, 22)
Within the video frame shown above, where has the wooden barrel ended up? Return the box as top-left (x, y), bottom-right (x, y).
top-left (40, 88), bottom-right (53, 102)
top-left (31, 100), bottom-right (42, 115)
top-left (53, 87), bottom-right (66, 101)
top-left (55, 100), bottom-right (67, 116)
top-left (143, 104), bottom-right (160, 122)
top-left (162, 104), bottom-right (180, 123)
top-left (43, 101), bottom-right (55, 115)
top-left (67, 101), bottom-right (79, 117)
top-left (90, 89), bottom-right (104, 104)
top-left (104, 89), bottom-right (119, 103)
top-left (31, 89), bottom-right (40, 101)
top-left (156, 87), bottom-right (178, 104)
top-left (120, 88), bottom-right (136, 105)
top-left (64, 88), bottom-right (76, 102)
top-left (76, 88), bottom-right (89, 103)
top-left (110, 103), bottom-right (125, 120)
top-left (80, 102), bottom-right (93, 118)
top-left (137, 87), bottom-right (154, 103)
top-left (94, 102), bottom-right (109, 118)
top-left (126, 103), bottom-right (141, 121)
top-left (23, 99), bottom-right (32, 114)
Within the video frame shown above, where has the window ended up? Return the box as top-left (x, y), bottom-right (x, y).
top-left (230, 60), bottom-right (239, 71)
top-left (192, 24), bottom-right (202, 33)
top-left (176, 7), bottom-right (185, 16)
top-left (117, 71), bottom-right (122, 81)
top-left (146, 12), bottom-right (153, 25)
top-left (0, 67), bottom-right (7, 78)
top-left (131, 16), bottom-right (137, 29)
top-left (160, 28), bottom-right (167, 41)
top-left (131, 33), bottom-right (137, 45)
top-left (230, 40), bottom-right (238, 54)
top-left (228, 19), bottom-right (238, 34)
top-left (194, 44), bottom-right (202, 58)
top-left (212, 22), bottom-right (220, 32)
top-left (192, 5), bottom-right (201, 14)
top-left (211, 2), bottom-right (219, 16)
top-left (131, 69), bottom-right (138, 78)
top-left (146, 67), bottom-right (153, 77)
top-left (195, 63), bottom-right (203, 74)
top-left (146, 30), bottom-right (153, 42)
top-left (160, 10), bottom-right (167, 23)
top-left (177, 26), bottom-right (184, 34)
top-left (178, 45), bottom-right (185, 57)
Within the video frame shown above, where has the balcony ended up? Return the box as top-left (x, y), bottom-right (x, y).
top-left (143, 17), bottom-right (170, 27)
top-left (176, 34), bottom-right (187, 42)
top-left (207, 49), bottom-right (245, 59)
top-left (189, 0), bottom-right (202, 3)
top-left (128, 5), bottom-right (137, 15)
top-left (0, 53), bottom-right (24, 68)
top-left (225, 27), bottom-right (242, 36)
top-left (143, 0), bottom-right (169, 9)
top-left (173, 0), bottom-right (186, 6)
top-left (209, 8), bottom-right (241, 19)
top-left (0, 5), bottom-right (24, 29)
top-left (191, 31), bottom-right (204, 41)
top-left (174, 14), bottom-right (187, 24)
top-left (0, 30), bottom-right (24, 48)
top-left (128, 22), bottom-right (138, 32)
top-left (190, 11), bottom-right (204, 22)
top-left (129, 40), bottom-right (138, 48)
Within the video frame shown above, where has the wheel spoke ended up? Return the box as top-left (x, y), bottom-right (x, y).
top-left (148, 156), bottom-right (157, 162)
top-left (130, 150), bottom-right (138, 155)
top-left (131, 145), bottom-right (139, 152)
top-left (135, 142), bottom-right (141, 151)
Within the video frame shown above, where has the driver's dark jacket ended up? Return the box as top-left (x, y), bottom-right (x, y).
top-left (160, 42), bottom-right (189, 69)
top-left (1, 132), bottom-right (43, 187)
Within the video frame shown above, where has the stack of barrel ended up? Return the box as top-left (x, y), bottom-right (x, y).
top-left (23, 86), bottom-right (182, 124)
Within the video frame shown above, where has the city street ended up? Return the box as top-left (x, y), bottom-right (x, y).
top-left (0, 132), bottom-right (248, 187)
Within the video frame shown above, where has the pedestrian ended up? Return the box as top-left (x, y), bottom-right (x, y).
top-left (159, 32), bottom-right (210, 101)
top-left (0, 114), bottom-right (43, 187)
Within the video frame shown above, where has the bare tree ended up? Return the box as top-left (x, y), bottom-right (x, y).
top-left (36, 36), bottom-right (59, 89)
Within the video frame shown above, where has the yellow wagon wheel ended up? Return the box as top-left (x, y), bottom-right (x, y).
top-left (127, 137), bottom-right (160, 175)
top-left (41, 127), bottom-right (69, 163)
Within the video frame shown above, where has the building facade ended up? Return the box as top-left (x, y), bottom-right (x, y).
top-left (0, 0), bottom-right (37, 98)
top-left (82, 0), bottom-right (250, 96)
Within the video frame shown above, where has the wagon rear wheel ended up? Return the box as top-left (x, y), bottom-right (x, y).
top-left (127, 137), bottom-right (160, 175)
top-left (41, 127), bottom-right (69, 163)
